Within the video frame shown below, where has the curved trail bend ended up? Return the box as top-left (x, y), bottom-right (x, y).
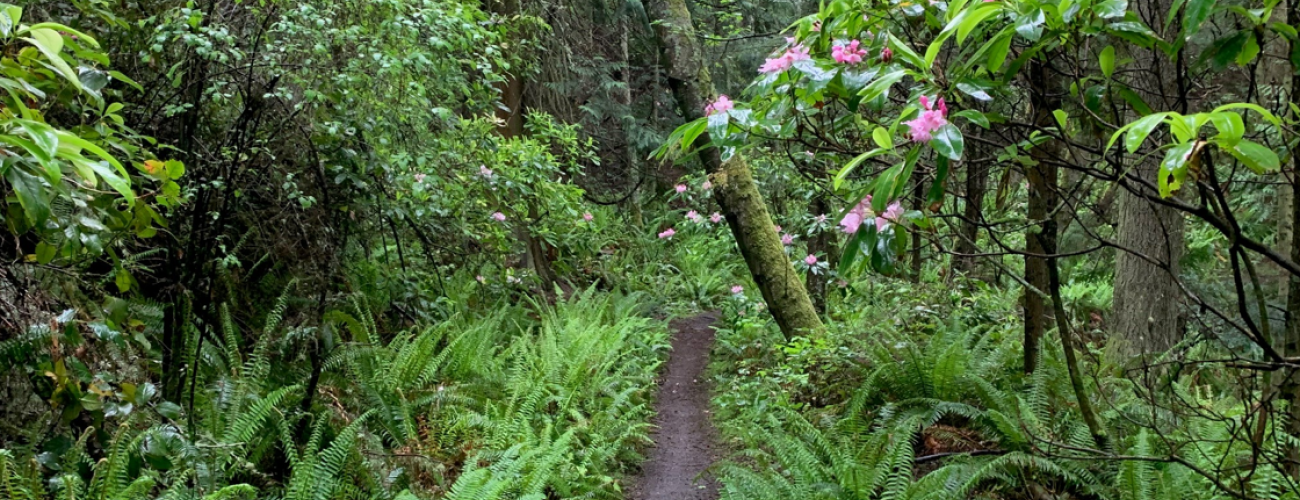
top-left (629, 312), bottom-right (721, 500)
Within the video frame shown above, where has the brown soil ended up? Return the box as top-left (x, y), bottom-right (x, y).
top-left (627, 312), bottom-right (721, 500)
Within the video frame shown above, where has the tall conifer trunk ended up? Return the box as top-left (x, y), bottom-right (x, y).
top-left (645, 0), bottom-right (823, 338)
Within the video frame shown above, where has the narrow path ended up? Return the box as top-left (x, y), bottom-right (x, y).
top-left (629, 312), bottom-right (720, 500)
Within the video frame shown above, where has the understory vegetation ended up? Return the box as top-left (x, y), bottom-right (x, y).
top-left (4, 0), bottom-right (1300, 496)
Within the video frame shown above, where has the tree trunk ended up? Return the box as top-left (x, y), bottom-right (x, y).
top-left (1111, 0), bottom-right (1188, 357)
top-left (1281, 0), bottom-right (1300, 477)
top-left (646, 0), bottom-right (823, 338)
top-left (1023, 59), bottom-right (1058, 375)
top-left (954, 157), bottom-right (987, 278)
top-left (807, 195), bottom-right (831, 313)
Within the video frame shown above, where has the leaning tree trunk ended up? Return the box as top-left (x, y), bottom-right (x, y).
top-left (645, 0), bottom-right (823, 338)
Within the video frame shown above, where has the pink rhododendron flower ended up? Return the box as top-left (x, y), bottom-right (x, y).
top-left (832, 40), bottom-right (867, 65)
top-left (658, 228), bottom-right (676, 239)
top-left (704, 95), bottom-right (734, 115)
top-left (758, 44), bottom-right (811, 73)
top-left (840, 196), bottom-right (873, 233)
top-left (687, 210), bottom-right (701, 222)
top-left (815, 214), bottom-right (827, 223)
top-left (710, 212), bottom-right (723, 223)
top-left (781, 233), bottom-right (795, 245)
top-left (702, 180), bottom-right (712, 190)
top-left (875, 201), bottom-right (906, 231)
top-left (731, 285), bottom-right (744, 294)
top-left (880, 47), bottom-right (893, 62)
top-left (905, 95), bottom-right (949, 142)
top-left (804, 254), bottom-right (818, 265)
top-left (492, 212), bottom-right (506, 221)
top-left (583, 212), bottom-right (594, 222)
top-left (676, 184), bottom-right (688, 193)
top-left (414, 173), bottom-right (426, 183)
top-left (773, 225), bottom-right (782, 232)
top-left (480, 165), bottom-right (494, 178)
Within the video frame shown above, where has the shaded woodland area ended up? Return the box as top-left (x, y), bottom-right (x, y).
top-left (3, 0), bottom-right (1300, 498)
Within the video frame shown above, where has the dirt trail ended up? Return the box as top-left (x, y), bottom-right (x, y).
top-left (629, 311), bottom-right (721, 500)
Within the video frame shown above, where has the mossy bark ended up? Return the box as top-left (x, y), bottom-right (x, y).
top-left (715, 157), bottom-right (825, 336)
top-left (646, 0), bottom-right (823, 337)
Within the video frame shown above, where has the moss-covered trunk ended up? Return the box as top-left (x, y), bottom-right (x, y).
top-left (646, 0), bottom-right (823, 337)
top-left (714, 157), bottom-right (825, 336)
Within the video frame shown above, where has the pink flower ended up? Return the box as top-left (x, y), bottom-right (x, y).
top-left (875, 201), bottom-right (905, 231)
top-left (675, 184), bottom-right (688, 194)
top-left (701, 180), bottom-right (712, 190)
top-left (880, 47), bottom-right (893, 62)
top-left (781, 233), bottom-right (795, 245)
top-left (710, 212), bottom-right (723, 223)
top-left (658, 228), bottom-right (676, 239)
top-left (491, 212), bottom-right (506, 221)
top-left (758, 44), bottom-right (811, 73)
top-left (815, 214), bottom-right (827, 223)
top-left (832, 40), bottom-right (867, 65)
top-left (687, 210), bottom-right (701, 222)
top-left (773, 225), bottom-right (782, 233)
top-left (479, 165), bottom-right (494, 178)
top-left (414, 173), bottom-right (426, 183)
top-left (905, 95), bottom-right (949, 143)
top-left (804, 254), bottom-right (818, 265)
top-left (840, 196), bottom-right (873, 233)
top-left (476, 275), bottom-right (486, 283)
top-left (731, 285), bottom-right (744, 294)
top-left (583, 212), bottom-right (594, 221)
top-left (704, 95), bottom-right (734, 115)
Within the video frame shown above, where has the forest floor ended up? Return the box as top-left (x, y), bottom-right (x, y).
top-left (628, 311), bottom-right (721, 500)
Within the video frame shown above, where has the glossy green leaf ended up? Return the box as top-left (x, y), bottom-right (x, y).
top-left (931, 124), bottom-right (964, 160)
top-left (1099, 45), bottom-right (1115, 78)
top-left (1208, 112), bottom-right (1243, 146)
top-left (1157, 141), bottom-right (1195, 197)
top-left (1183, 0), bottom-right (1216, 38)
top-left (1229, 140), bottom-right (1279, 173)
top-left (873, 127), bottom-right (894, 150)
top-left (1124, 113), bottom-right (1168, 153)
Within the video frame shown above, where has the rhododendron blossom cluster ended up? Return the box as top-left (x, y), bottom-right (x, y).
top-left (905, 95), bottom-right (949, 142)
top-left (687, 210), bottom-right (701, 222)
top-left (758, 44), bottom-right (810, 74)
top-left (831, 40), bottom-right (867, 65)
top-left (704, 95), bottom-right (734, 116)
top-left (675, 184), bottom-right (688, 194)
top-left (658, 228), bottom-right (676, 239)
top-left (710, 212), bottom-right (723, 223)
top-left (491, 212), bottom-right (506, 222)
top-left (840, 196), bottom-right (907, 233)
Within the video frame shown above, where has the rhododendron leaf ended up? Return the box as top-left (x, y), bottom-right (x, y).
top-left (927, 156), bottom-right (950, 206)
top-left (1209, 112), bottom-right (1243, 146)
top-left (1014, 10), bottom-right (1044, 41)
top-left (1053, 110), bottom-right (1069, 130)
top-left (956, 3), bottom-right (1002, 44)
top-left (839, 228), bottom-right (866, 274)
top-left (1158, 141), bottom-right (1195, 197)
top-left (984, 30), bottom-right (1013, 72)
top-left (873, 127), bottom-right (894, 150)
top-left (953, 109), bottom-right (989, 129)
top-left (1182, 0), bottom-right (1216, 38)
top-left (835, 148), bottom-right (887, 190)
top-left (1228, 140), bottom-right (1279, 174)
top-left (1212, 102), bottom-right (1280, 126)
top-left (859, 68), bottom-right (906, 103)
top-left (956, 82), bottom-right (992, 101)
top-left (1099, 45), bottom-right (1116, 78)
top-left (5, 166), bottom-right (50, 226)
top-left (1122, 113), bottom-right (1168, 153)
top-left (840, 67), bottom-right (879, 93)
top-left (887, 34), bottom-right (926, 69)
top-left (931, 124), bottom-right (964, 160)
top-left (1095, 0), bottom-right (1128, 18)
